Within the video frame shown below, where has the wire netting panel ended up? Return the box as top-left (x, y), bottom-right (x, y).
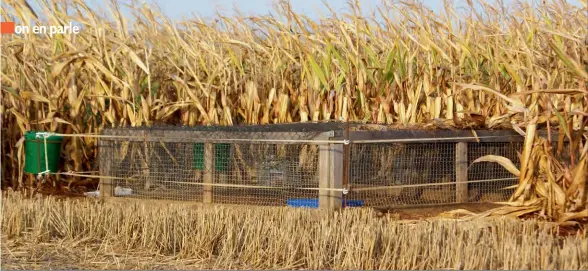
top-left (467, 142), bottom-right (523, 203)
top-left (100, 135), bottom-right (320, 205)
top-left (98, 125), bottom-right (565, 208)
top-left (104, 140), bottom-right (204, 201)
top-left (347, 143), bottom-right (456, 207)
top-left (211, 143), bottom-right (319, 206)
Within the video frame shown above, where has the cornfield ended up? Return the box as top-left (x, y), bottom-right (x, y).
top-left (1, 192), bottom-right (587, 270)
top-left (1, 0), bottom-right (587, 221)
top-left (1, 0), bottom-right (585, 182)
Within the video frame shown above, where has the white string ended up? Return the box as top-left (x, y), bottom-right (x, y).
top-left (35, 133), bottom-right (51, 179)
top-left (44, 136), bottom-right (49, 172)
top-left (49, 171), bottom-right (516, 193)
top-left (49, 171), bottom-right (348, 192)
top-left (49, 132), bottom-right (344, 144)
top-left (31, 132), bottom-right (522, 195)
top-left (350, 177), bottom-right (518, 192)
top-left (31, 132), bottom-right (523, 144)
top-left (351, 135), bottom-right (522, 144)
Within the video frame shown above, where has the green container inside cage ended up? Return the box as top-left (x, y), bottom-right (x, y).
top-left (24, 131), bottom-right (63, 174)
top-left (193, 143), bottom-right (230, 171)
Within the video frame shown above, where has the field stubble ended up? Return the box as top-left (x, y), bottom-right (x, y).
top-left (1, 192), bottom-right (587, 270)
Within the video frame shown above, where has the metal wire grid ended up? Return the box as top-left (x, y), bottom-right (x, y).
top-left (118, 122), bottom-right (349, 133)
top-left (346, 143), bottom-right (457, 207)
top-left (99, 126), bottom-right (570, 207)
top-left (211, 143), bottom-right (319, 206)
top-left (105, 140), bottom-right (204, 201)
top-left (467, 142), bottom-right (523, 203)
top-left (99, 127), bottom-right (321, 205)
top-left (101, 138), bottom-right (528, 207)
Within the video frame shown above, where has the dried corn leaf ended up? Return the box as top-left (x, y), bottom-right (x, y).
top-left (470, 155), bottom-right (521, 177)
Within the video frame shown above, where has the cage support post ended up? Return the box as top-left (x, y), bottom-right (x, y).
top-left (203, 143), bottom-right (214, 204)
top-left (455, 142), bottom-right (468, 203)
top-left (342, 119), bottom-right (350, 207)
top-left (330, 144), bottom-right (344, 209)
top-left (319, 143), bottom-right (343, 209)
top-left (319, 144), bottom-right (330, 209)
top-left (99, 141), bottom-right (113, 198)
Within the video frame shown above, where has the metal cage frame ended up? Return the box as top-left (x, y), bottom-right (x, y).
top-left (97, 123), bottom-right (559, 209)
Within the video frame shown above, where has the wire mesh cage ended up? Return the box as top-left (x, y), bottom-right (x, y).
top-left (100, 140), bottom-right (205, 201)
top-left (98, 123), bottom-right (551, 208)
top-left (346, 142), bottom-right (457, 207)
top-left (210, 143), bottom-right (320, 206)
top-left (99, 124), bottom-right (331, 206)
top-left (467, 142), bottom-right (523, 203)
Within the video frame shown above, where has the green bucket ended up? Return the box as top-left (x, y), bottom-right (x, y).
top-left (24, 131), bottom-right (64, 174)
top-left (194, 143), bottom-right (230, 172)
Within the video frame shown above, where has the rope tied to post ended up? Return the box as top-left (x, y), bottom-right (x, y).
top-left (35, 132), bottom-right (56, 179)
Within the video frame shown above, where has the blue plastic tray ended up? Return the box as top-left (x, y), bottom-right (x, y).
top-left (287, 198), bottom-right (364, 208)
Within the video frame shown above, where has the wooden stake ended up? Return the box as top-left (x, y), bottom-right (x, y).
top-left (319, 144), bottom-right (330, 209)
top-left (203, 143), bottom-right (214, 204)
top-left (330, 144), bottom-right (344, 209)
top-left (99, 141), bottom-right (113, 198)
top-left (319, 143), bottom-right (344, 210)
top-left (456, 142), bottom-right (468, 203)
